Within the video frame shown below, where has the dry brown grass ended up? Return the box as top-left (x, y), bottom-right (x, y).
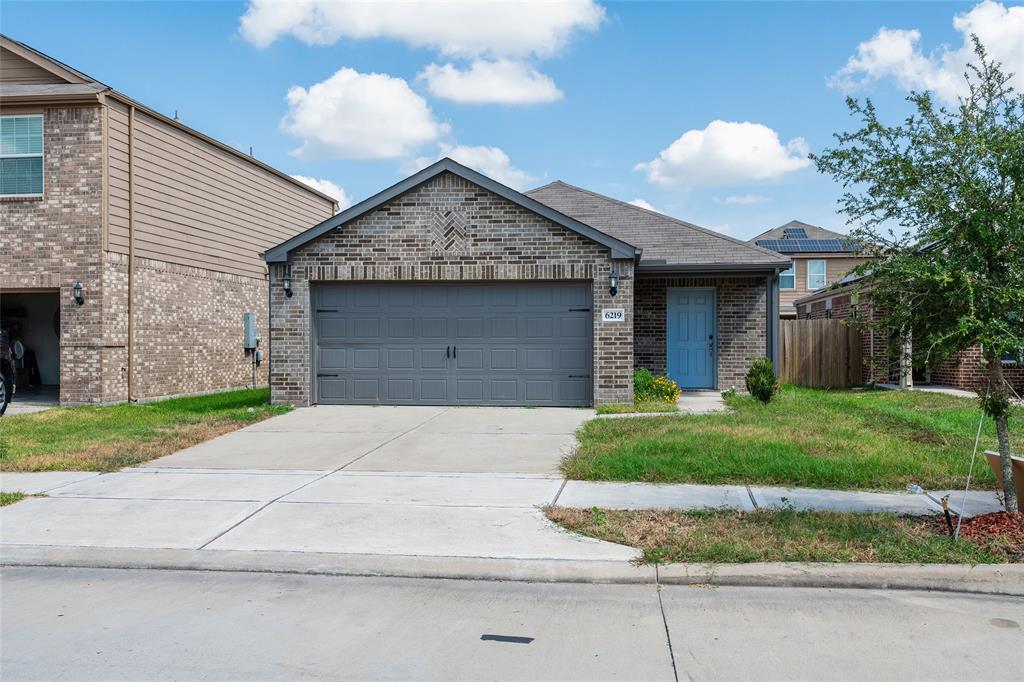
top-left (545, 507), bottom-right (1018, 564)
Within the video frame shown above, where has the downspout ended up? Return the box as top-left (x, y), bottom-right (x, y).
top-left (766, 273), bottom-right (780, 370)
top-left (126, 105), bottom-right (136, 402)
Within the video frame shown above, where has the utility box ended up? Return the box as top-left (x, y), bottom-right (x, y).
top-left (243, 312), bottom-right (259, 350)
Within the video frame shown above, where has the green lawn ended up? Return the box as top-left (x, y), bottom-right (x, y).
top-left (0, 389), bottom-right (289, 472)
top-left (546, 507), bottom-right (1020, 564)
top-left (595, 401), bottom-right (678, 415)
top-left (565, 386), bottom-right (1022, 491)
top-left (0, 492), bottom-right (26, 507)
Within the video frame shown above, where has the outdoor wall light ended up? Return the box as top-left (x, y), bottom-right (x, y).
top-left (72, 281), bottom-right (84, 306)
top-left (609, 271), bottom-right (619, 297)
top-left (283, 272), bottom-right (293, 299)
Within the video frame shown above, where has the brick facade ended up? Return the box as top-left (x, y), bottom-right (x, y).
top-left (269, 171), bottom-right (634, 406)
top-left (0, 105), bottom-right (112, 403)
top-left (1, 105), bottom-right (270, 404)
top-left (634, 276), bottom-right (768, 390)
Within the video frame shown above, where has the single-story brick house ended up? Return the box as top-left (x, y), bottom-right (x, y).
top-left (263, 159), bottom-right (789, 407)
top-left (795, 278), bottom-right (1024, 393)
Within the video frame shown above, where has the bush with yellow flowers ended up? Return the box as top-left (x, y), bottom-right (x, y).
top-left (633, 368), bottom-right (682, 403)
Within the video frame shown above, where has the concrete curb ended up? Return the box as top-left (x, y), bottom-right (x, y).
top-left (3, 545), bottom-right (1022, 596)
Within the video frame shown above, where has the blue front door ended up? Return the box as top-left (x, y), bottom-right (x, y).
top-left (666, 288), bottom-right (715, 389)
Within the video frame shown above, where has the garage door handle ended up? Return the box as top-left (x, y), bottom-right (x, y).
top-left (317, 373), bottom-right (338, 378)
top-left (453, 346), bottom-right (457, 358)
top-left (446, 346), bottom-right (450, 359)
top-left (569, 308), bottom-right (591, 312)
top-left (316, 309), bottom-right (338, 313)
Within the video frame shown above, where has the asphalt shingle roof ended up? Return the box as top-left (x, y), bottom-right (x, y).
top-left (526, 181), bottom-right (790, 270)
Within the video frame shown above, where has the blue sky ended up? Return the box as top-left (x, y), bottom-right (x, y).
top-left (6, 1), bottom-right (1022, 239)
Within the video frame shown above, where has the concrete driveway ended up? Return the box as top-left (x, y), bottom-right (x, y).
top-left (147, 405), bottom-right (589, 474)
top-left (1, 405), bottom-right (640, 566)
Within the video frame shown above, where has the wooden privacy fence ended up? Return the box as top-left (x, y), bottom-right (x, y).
top-left (779, 319), bottom-right (863, 389)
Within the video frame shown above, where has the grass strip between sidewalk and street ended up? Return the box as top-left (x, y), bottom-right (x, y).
top-left (565, 385), bottom-right (1023, 491)
top-left (545, 507), bottom-right (1023, 564)
top-left (0, 389), bottom-right (289, 472)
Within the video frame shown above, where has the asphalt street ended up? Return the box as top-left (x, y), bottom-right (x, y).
top-left (2, 567), bottom-right (1022, 681)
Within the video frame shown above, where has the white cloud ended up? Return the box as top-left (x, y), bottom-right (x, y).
top-left (627, 198), bottom-right (659, 212)
top-left (405, 144), bottom-right (535, 190)
top-left (281, 67), bottom-right (449, 159)
top-left (707, 223), bottom-right (732, 235)
top-left (240, 0), bottom-right (605, 58)
top-left (290, 175), bottom-right (351, 209)
top-left (635, 121), bottom-right (811, 188)
top-left (829, 1), bottom-right (1024, 103)
top-left (716, 194), bottom-right (768, 205)
top-left (419, 59), bottom-right (563, 104)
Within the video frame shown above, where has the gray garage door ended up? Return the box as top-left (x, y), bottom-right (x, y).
top-left (313, 282), bottom-right (592, 406)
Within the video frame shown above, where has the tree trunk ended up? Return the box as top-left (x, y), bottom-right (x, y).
top-left (986, 349), bottom-right (1018, 512)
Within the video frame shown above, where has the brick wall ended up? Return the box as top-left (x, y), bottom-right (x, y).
top-left (0, 105), bottom-right (110, 403)
top-left (634, 276), bottom-right (767, 390)
top-left (104, 252), bottom-right (269, 401)
top-left (270, 171), bottom-right (633, 406)
top-left (931, 347), bottom-right (1024, 393)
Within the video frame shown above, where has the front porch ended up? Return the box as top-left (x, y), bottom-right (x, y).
top-left (633, 275), bottom-right (777, 392)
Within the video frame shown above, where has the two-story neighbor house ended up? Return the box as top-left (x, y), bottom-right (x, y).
top-left (0, 35), bottom-right (336, 405)
top-left (749, 220), bottom-right (870, 318)
top-left (263, 160), bottom-right (790, 407)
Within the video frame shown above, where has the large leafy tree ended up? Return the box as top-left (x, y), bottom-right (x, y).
top-left (812, 38), bottom-right (1024, 511)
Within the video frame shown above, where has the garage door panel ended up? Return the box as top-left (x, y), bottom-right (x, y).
top-left (388, 318), bottom-right (415, 338)
top-left (387, 348), bottom-right (415, 369)
top-left (314, 282), bottom-right (591, 406)
top-left (456, 348), bottom-right (483, 369)
top-left (318, 378), bottom-right (347, 400)
top-left (386, 379), bottom-right (415, 400)
top-left (559, 379), bottom-right (590, 403)
top-left (319, 318), bottom-right (347, 340)
top-left (320, 348), bottom-right (347, 370)
top-left (421, 379), bottom-right (448, 401)
top-left (420, 289), bottom-right (449, 307)
top-left (352, 349), bottom-right (380, 369)
top-left (421, 348), bottom-right (448, 369)
top-left (420, 318), bottom-right (447, 338)
top-left (490, 348), bottom-right (517, 370)
top-left (352, 318), bottom-right (380, 339)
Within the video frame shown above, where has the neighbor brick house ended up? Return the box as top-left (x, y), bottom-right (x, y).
top-left (795, 280), bottom-right (1024, 393)
top-left (0, 35), bottom-right (336, 405)
top-left (750, 220), bottom-right (871, 318)
top-left (264, 159), bottom-right (789, 407)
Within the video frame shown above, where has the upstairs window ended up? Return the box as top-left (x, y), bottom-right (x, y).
top-left (1, 115), bottom-right (44, 197)
top-left (807, 259), bottom-right (826, 290)
top-left (779, 261), bottom-right (795, 289)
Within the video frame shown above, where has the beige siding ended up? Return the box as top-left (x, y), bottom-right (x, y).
top-left (104, 98), bottom-right (334, 279)
top-left (0, 47), bottom-right (66, 84)
top-left (780, 255), bottom-right (871, 315)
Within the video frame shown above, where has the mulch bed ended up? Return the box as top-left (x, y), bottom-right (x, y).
top-left (935, 511), bottom-right (1024, 561)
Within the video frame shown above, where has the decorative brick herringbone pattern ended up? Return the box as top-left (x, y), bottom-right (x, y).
top-left (430, 208), bottom-right (469, 254)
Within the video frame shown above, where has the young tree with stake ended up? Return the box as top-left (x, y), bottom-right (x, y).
top-left (812, 38), bottom-right (1023, 512)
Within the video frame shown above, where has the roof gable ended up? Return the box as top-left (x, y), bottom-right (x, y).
top-left (0, 35), bottom-right (98, 85)
top-left (750, 220), bottom-right (851, 243)
top-left (263, 158), bottom-right (639, 263)
top-left (526, 181), bottom-right (789, 271)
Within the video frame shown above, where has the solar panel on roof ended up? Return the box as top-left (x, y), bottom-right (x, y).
top-left (782, 227), bottom-right (808, 239)
top-left (755, 239), bottom-right (858, 253)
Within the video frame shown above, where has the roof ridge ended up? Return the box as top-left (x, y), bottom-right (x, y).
top-left (528, 180), bottom-right (789, 261)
